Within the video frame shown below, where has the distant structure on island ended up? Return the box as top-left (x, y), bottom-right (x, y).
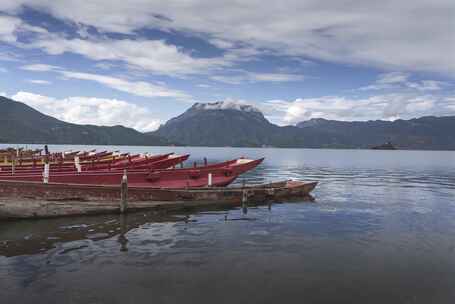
top-left (371, 142), bottom-right (397, 150)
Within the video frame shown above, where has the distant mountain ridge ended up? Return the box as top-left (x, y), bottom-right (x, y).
top-left (3, 96), bottom-right (455, 150)
top-left (296, 116), bottom-right (455, 150)
top-left (0, 96), bottom-right (168, 145)
top-left (153, 101), bottom-right (455, 150)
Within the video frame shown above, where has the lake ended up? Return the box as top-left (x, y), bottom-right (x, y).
top-left (1, 145), bottom-right (455, 303)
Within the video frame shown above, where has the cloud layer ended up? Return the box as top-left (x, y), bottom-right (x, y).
top-left (11, 91), bottom-right (162, 131)
top-left (266, 93), bottom-right (455, 125)
top-left (2, 0), bottom-right (454, 74)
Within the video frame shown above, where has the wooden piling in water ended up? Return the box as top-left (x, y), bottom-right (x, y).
top-left (120, 170), bottom-right (128, 213)
top-left (242, 189), bottom-right (248, 214)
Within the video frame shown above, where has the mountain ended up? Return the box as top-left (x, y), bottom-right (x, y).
top-left (153, 101), bottom-right (304, 147)
top-left (153, 101), bottom-right (455, 150)
top-left (296, 117), bottom-right (455, 150)
top-left (4, 96), bottom-right (455, 150)
top-left (0, 96), bottom-right (168, 145)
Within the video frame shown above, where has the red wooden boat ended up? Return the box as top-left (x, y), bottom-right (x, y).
top-left (0, 154), bottom-right (188, 175)
top-left (0, 158), bottom-right (264, 188)
top-left (0, 179), bottom-right (317, 219)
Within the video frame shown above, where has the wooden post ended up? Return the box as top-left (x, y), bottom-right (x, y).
top-left (11, 158), bottom-right (15, 176)
top-left (118, 214), bottom-right (129, 252)
top-left (43, 145), bottom-right (49, 183)
top-left (74, 156), bottom-right (81, 173)
top-left (208, 173), bottom-right (213, 187)
top-left (120, 170), bottom-right (128, 213)
top-left (204, 157), bottom-right (207, 166)
top-left (242, 190), bottom-right (248, 215)
top-left (43, 163), bottom-right (50, 184)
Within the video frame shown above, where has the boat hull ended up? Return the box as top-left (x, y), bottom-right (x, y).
top-left (0, 179), bottom-right (317, 219)
top-left (0, 158), bottom-right (262, 188)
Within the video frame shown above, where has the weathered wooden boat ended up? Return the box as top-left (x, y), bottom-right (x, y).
top-left (1, 150), bottom-right (119, 167)
top-left (0, 153), bottom-right (186, 174)
top-left (0, 179), bottom-right (318, 219)
top-left (0, 158), bottom-right (263, 188)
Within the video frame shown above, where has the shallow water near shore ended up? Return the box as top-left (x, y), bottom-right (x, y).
top-left (1, 145), bottom-right (455, 303)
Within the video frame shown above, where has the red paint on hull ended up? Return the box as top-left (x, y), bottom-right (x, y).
top-left (0, 158), bottom-right (263, 188)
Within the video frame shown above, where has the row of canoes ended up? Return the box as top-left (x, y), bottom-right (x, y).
top-left (0, 147), bottom-right (318, 219)
top-left (0, 149), bottom-right (264, 188)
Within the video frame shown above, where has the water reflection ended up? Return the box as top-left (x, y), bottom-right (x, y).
top-left (0, 212), bottom-right (185, 257)
top-left (1, 147), bottom-right (455, 303)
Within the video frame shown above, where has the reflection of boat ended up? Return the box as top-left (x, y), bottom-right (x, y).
top-left (0, 212), bottom-right (184, 257)
top-left (0, 179), bottom-right (317, 219)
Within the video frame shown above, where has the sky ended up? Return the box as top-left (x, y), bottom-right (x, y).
top-left (0, 0), bottom-right (454, 132)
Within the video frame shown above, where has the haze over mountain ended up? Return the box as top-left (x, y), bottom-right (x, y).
top-left (0, 96), bottom-right (168, 145)
top-left (3, 96), bottom-right (455, 150)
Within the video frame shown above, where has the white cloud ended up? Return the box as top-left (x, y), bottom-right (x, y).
top-left (212, 71), bottom-right (304, 84)
top-left (359, 72), bottom-right (409, 91)
top-left (377, 72), bottom-right (410, 84)
top-left (0, 51), bottom-right (22, 62)
top-left (27, 79), bottom-right (51, 85)
top-left (59, 71), bottom-right (189, 99)
top-left (20, 63), bottom-right (190, 99)
top-left (21, 64), bottom-right (60, 71)
top-left (249, 72), bottom-right (304, 82)
top-left (2, 1), bottom-right (454, 74)
top-left (0, 14), bottom-right (48, 43)
top-left (406, 80), bottom-right (445, 91)
top-left (265, 93), bottom-right (453, 125)
top-left (11, 91), bottom-right (161, 131)
top-left (359, 72), bottom-right (448, 92)
top-left (94, 62), bottom-right (118, 70)
top-left (197, 84), bottom-right (211, 88)
top-left (28, 37), bottom-right (234, 76)
top-left (0, 15), bottom-right (22, 43)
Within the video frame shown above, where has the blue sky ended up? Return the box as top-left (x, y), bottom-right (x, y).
top-left (0, 1), bottom-right (454, 131)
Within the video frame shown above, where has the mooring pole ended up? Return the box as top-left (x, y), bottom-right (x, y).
top-left (43, 163), bottom-right (50, 184)
top-left (242, 189), bottom-right (248, 215)
top-left (74, 156), bottom-right (81, 173)
top-left (118, 214), bottom-right (129, 252)
top-left (43, 145), bottom-right (50, 184)
top-left (120, 169), bottom-right (128, 213)
top-left (208, 173), bottom-right (213, 187)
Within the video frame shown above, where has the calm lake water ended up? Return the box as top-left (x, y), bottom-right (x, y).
top-left (1, 145), bottom-right (455, 303)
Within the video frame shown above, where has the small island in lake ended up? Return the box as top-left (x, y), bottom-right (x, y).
top-left (371, 142), bottom-right (397, 150)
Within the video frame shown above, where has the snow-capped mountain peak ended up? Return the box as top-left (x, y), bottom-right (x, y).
top-left (191, 101), bottom-right (262, 113)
